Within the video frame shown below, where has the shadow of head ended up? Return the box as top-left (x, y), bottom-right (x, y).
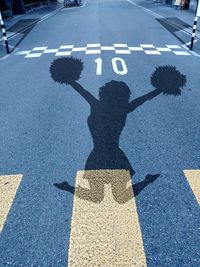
top-left (99, 80), bottom-right (131, 106)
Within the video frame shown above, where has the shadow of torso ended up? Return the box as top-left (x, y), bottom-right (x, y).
top-left (85, 101), bottom-right (135, 178)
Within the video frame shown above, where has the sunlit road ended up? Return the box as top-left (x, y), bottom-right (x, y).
top-left (0, 0), bottom-right (200, 266)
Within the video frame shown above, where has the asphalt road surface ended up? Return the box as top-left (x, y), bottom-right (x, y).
top-left (0, 0), bottom-right (200, 266)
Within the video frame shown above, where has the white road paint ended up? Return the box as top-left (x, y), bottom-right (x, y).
top-left (95, 57), bottom-right (102, 75)
top-left (43, 49), bottom-right (59, 53)
top-left (184, 170), bottom-right (200, 205)
top-left (112, 57), bottom-right (128, 75)
top-left (32, 46), bottom-right (48, 51)
top-left (115, 49), bottom-right (131, 54)
top-left (182, 40), bottom-right (198, 51)
top-left (86, 49), bottom-right (101, 54)
top-left (68, 170), bottom-right (147, 267)
top-left (87, 43), bottom-right (101, 47)
top-left (15, 43), bottom-right (192, 58)
top-left (0, 174), bottom-right (23, 233)
top-left (173, 51), bottom-right (190, 56)
top-left (144, 50), bottom-right (161, 55)
top-left (140, 44), bottom-right (156, 48)
top-left (166, 45), bottom-right (182, 49)
top-left (189, 50), bottom-right (200, 57)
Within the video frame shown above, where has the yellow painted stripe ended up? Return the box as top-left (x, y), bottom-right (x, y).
top-left (68, 170), bottom-right (147, 267)
top-left (184, 170), bottom-right (200, 205)
top-left (0, 174), bottom-right (23, 233)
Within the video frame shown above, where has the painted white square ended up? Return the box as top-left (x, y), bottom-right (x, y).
top-left (115, 50), bottom-right (131, 54)
top-left (16, 50), bottom-right (31, 55)
top-left (86, 50), bottom-right (101, 54)
top-left (140, 44), bottom-right (155, 48)
top-left (43, 49), bottom-right (59, 53)
top-left (87, 44), bottom-right (101, 47)
top-left (59, 45), bottom-right (74, 49)
top-left (55, 51), bottom-right (72, 56)
top-left (25, 53), bottom-right (43, 58)
top-left (144, 50), bottom-right (161, 55)
top-left (166, 45), bottom-right (181, 49)
top-left (129, 47), bottom-right (144, 51)
top-left (173, 51), bottom-right (190, 56)
top-left (114, 44), bottom-right (128, 47)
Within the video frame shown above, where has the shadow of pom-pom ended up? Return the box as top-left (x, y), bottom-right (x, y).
top-left (50, 57), bottom-right (84, 85)
top-left (151, 65), bottom-right (187, 96)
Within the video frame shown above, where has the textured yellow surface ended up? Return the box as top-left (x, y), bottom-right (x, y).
top-left (0, 175), bottom-right (23, 233)
top-left (184, 170), bottom-right (200, 205)
top-left (68, 170), bottom-right (147, 267)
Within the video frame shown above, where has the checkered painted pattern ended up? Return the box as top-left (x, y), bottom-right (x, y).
top-left (15, 43), bottom-right (191, 58)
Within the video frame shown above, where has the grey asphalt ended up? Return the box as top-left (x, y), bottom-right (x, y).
top-left (0, 0), bottom-right (200, 266)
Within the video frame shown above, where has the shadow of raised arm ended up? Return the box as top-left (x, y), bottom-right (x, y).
top-left (128, 89), bottom-right (161, 113)
top-left (70, 81), bottom-right (98, 106)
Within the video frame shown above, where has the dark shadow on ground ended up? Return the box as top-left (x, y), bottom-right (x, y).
top-left (54, 174), bottom-right (160, 201)
top-left (50, 58), bottom-right (187, 204)
top-left (1, 19), bottom-right (38, 53)
top-left (156, 17), bottom-right (191, 44)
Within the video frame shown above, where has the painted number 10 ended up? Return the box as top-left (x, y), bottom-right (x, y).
top-left (95, 57), bottom-right (128, 76)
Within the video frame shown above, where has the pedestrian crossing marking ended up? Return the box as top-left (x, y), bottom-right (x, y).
top-left (0, 174), bottom-right (23, 233)
top-left (183, 170), bottom-right (200, 205)
top-left (68, 170), bottom-right (147, 267)
top-left (15, 43), bottom-right (192, 58)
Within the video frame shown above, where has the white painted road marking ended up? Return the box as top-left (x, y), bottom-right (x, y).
top-left (0, 174), bottom-right (23, 233)
top-left (43, 49), bottom-right (59, 53)
top-left (144, 50), bottom-right (161, 55)
top-left (32, 46), bottom-right (48, 51)
top-left (15, 43), bottom-right (192, 58)
top-left (173, 51), bottom-right (190, 56)
top-left (184, 170), bottom-right (200, 205)
top-left (68, 170), bottom-right (147, 267)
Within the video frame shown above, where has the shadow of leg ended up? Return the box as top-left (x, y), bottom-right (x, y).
top-left (54, 179), bottom-right (105, 203)
top-left (111, 173), bottom-right (160, 204)
top-left (54, 182), bottom-right (74, 194)
top-left (76, 179), bottom-right (105, 203)
top-left (111, 175), bottom-right (133, 204)
top-left (133, 174), bottom-right (160, 197)
top-left (54, 173), bottom-right (160, 204)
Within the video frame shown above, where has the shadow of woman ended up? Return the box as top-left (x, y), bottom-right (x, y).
top-left (54, 80), bottom-right (161, 203)
top-left (50, 59), bottom-right (186, 204)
